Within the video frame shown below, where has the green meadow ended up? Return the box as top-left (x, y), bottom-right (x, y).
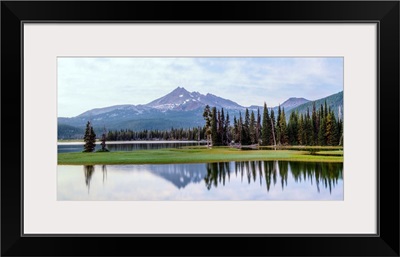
top-left (58, 146), bottom-right (343, 165)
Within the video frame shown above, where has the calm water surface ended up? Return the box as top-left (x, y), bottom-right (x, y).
top-left (58, 141), bottom-right (206, 153)
top-left (57, 161), bottom-right (343, 201)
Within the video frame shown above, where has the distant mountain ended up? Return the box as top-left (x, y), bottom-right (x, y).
top-left (146, 86), bottom-right (242, 111)
top-left (58, 124), bottom-right (84, 140)
top-left (57, 87), bottom-right (340, 139)
top-left (281, 97), bottom-right (310, 110)
top-left (248, 97), bottom-right (310, 114)
top-left (77, 104), bottom-right (153, 118)
top-left (146, 87), bottom-right (202, 111)
top-left (286, 91), bottom-right (343, 121)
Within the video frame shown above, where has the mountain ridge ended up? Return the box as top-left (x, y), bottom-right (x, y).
top-left (58, 87), bottom-right (342, 139)
top-left (65, 87), bottom-right (310, 119)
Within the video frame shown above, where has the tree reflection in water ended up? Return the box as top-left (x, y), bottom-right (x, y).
top-left (81, 161), bottom-right (343, 194)
top-left (204, 161), bottom-right (343, 193)
top-left (205, 162), bottom-right (233, 190)
top-left (83, 165), bottom-right (95, 193)
top-left (102, 165), bottom-right (107, 184)
top-left (83, 165), bottom-right (108, 192)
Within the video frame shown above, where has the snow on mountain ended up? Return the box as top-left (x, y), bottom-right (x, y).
top-left (58, 86), bottom-right (325, 139)
top-left (145, 87), bottom-right (242, 111)
top-left (146, 87), bottom-right (199, 111)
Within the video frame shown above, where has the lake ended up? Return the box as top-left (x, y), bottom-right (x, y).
top-left (57, 161), bottom-right (343, 201)
top-left (58, 141), bottom-right (207, 153)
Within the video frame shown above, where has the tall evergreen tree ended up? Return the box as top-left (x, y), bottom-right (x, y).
top-left (287, 111), bottom-right (298, 145)
top-left (83, 121), bottom-right (96, 152)
top-left (220, 108), bottom-right (226, 145)
top-left (298, 114), bottom-right (304, 145)
top-left (325, 111), bottom-right (333, 145)
top-left (270, 109), bottom-right (277, 148)
top-left (324, 100), bottom-right (328, 118)
top-left (261, 102), bottom-right (270, 146)
top-left (338, 119), bottom-right (344, 146)
top-left (211, 107), bottom-right (218, 146)
top-left (233, 116), bottom-right (239, 143)
top-left (249, 111), bottom-right (256, 144)
top-left (304, 108), bottom-right (312, 145)
top-left (100, 126), bottom-right (109, 152)
top-left (312, 102), bottom-right (318, 145)
top-left (320, 104), bottom-right (324, 119)
top-left (239, 112), bottom-right (245, 145)
top-left (224, 112), bottom-right (231, 145)
top-left (203, 105), bottom-right (212, 148)
top-left (242, 108), bottom-right (251, 145)
top-left (216, 110), bottom-right (223, 146)
top-left (256, 108), bottom-right (261, 144)
top-left (279, 107), bottom-right (288, 145)
top-left (331, 111), bottom-right (339, 146)
top-left (276, 105), bottom-right (282, 145)
top-left (325, 110), bottom-right (338, 146)
top-left (318, 116), bottom-right (326, 145)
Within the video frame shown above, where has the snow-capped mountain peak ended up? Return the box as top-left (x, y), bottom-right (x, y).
top-left (145, 87), bottom-right (239, 111)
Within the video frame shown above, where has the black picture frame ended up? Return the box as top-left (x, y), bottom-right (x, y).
top-left (1, 1), bottom-right (399, 256)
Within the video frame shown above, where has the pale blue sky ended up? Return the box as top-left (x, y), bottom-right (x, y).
top-left (58, 57), bottom-right (343, 117)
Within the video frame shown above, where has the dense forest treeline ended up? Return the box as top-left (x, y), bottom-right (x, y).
top-left (104, 101), bottom-right (343, 147)
top-left (106, 126), bottom-right (204, 141)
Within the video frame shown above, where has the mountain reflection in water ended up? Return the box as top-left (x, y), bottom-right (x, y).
top-left (81, 161), bottom-right (342, 194)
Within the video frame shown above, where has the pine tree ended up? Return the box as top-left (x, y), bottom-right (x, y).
top-left (211, 107), bottom-right (218, 146)
top-left (99, 126), bottom-right (109, 152)
top-left (239, 112), bottom-right (245, 145)
top-left (220, 108), bottom-right (226, 145)
top-left (312, 102), bottom-right (318, 145)
top-left (318, 117), bottom-right (326, 146)
top-left (324, 100), bottom-right (328, 118)
top-left (216, 110), bottom-right (223, 146)
top-left (304, 108), bottom-right (313, 145)
top-left (298, 114), bottom-right (304, 145)
top-left (261, 102), bottom-right (270, 146)
top-left (203, 105), bottom-right (212, 148)
top-left (83, 121), bottom-right (96, 152)
top-left (307, 116), bottom-right (314, 145)
top-left (243, 108), bottom-right (250, 145)
top-left (256, 108), bottom-right (261, 144)
top-left (224, 112), bottom-right (230, 145)
top-left (233, 116), bottom-right (239, 143)
top-left (279, 108), bottom-right (288, 145)
top-left (325, 111), bottom-right (333, 145)
top-left (276, 105), bottom-right (282, 145)
top-left (249, 111), bottom-right (256, 144)
top-left (270, 109), bottom-right (277, 148)
top-left (338, 119), bottom-right (344, 146)
top-left (287, 111), bottom-right (298, 145)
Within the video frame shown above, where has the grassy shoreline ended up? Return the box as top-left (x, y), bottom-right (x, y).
top-left (58, 147), bottom-right (343, 165)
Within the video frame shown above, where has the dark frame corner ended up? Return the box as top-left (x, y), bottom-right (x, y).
top-left (1, 1), bottom-right (399, 256)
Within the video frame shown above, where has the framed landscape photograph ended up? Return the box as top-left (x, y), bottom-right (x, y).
top-left (2, 1), bottom-right (399, 256)
top-left (57, 56), bottom-right (344, 201)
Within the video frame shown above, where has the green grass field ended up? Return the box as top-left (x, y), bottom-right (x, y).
top-left (314, 150), bottom-right (343, 156)
top-left (58, 147), bottom-right (343, 165)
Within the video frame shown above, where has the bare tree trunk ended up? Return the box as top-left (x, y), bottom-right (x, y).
top-left (206, 134), bottom-right (212, 149)
top-left (339, 132), bottom-right (343, 146)
top-left (271, 118), bottom-right (277, 150)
